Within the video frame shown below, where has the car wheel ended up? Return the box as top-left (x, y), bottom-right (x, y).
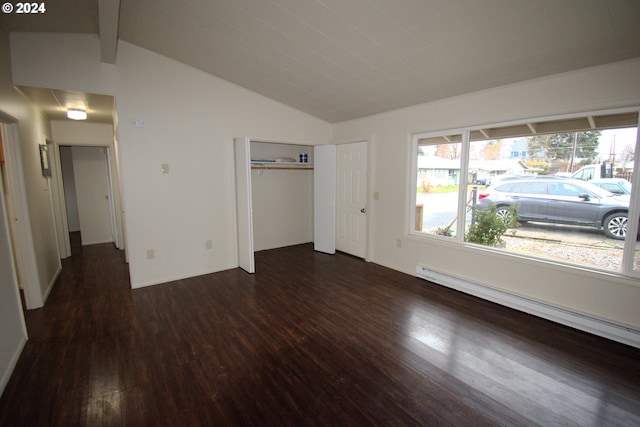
top-left (603, 212), bottom-right (627, 240)
top-left (496, 206), bottom-right (510, 218)
top-left (495, 206), bottom-right (512, 220)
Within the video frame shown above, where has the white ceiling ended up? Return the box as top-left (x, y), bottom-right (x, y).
top-left (1, 0), bottom-right (640, 124)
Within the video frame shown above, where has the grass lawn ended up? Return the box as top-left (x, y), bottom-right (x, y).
top-left (418, 185), bottom-right (458, 194)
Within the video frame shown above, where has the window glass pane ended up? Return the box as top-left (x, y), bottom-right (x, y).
top-left (415, 136), bottom-right (462, 238)
top-left (512, 182), bottom-right (547, 194)
top-left (464, 125), bottom-right (637, 273)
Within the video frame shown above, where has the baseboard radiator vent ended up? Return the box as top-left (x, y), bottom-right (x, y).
top-left (416, 265), bottom-right (640, 349)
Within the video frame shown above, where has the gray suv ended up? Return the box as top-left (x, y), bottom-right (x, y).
top-left (476, 177), bottom-right (631, 240)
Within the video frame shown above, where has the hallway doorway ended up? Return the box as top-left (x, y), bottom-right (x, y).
top-left (59, 145), bottom-right (116, 250)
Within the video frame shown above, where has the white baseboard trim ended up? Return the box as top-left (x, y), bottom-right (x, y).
top-left (416, 265), bottom-right (640, 349)
top-left (42, 266), bottom-right (62, 305)
top-left (131, 263), bottom-right (238, 289)
top-left (81, 239), bottom-right (114, 246)
top-left (0, 334), bottom-right (27, 396)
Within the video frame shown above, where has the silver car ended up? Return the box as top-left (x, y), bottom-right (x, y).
top-left (589, 178), bottom-right (632, 195)
top-left (476, 177), bottom-right (631, 240)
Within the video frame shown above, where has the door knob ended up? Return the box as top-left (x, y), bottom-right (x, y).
top-left (361, 208), bottom-right (366, 213)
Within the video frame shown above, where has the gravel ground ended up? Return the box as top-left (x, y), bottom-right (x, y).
top-left (502, 234), bottom-right (640, 271)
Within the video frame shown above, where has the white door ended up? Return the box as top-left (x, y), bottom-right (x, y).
top-left (336, 141), bottom-right (368, 258)
top-left (72, 146), bottom-right (113, 245)
top-left (314, 145), bottom-right (335, 254)
top-left (234, 137), bottom-right (255, 273)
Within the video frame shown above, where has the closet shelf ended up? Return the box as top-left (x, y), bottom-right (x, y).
top-left (251, 161), bottom-right (314, 170)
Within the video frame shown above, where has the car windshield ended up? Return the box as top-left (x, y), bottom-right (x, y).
top-left (619, 180), bottom-right (632, 193)
top-left (591, 179), bottom-right (632, 194)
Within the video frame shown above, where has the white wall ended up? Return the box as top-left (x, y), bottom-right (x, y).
top-left (250, 142), bottom-right (313, 251)
top-left (51, 121), bottom-right (114, 145)
top-left (115, 42), bottom-right (330, 287)
top-left (11, 34), bottom-right (332, 288)
top-left (0, 29), bottom-right (60, 310)
top-left (332, 58), bottom-right (640, 331)
top-left (10, 33), bottom-right (118, 95)
top-left (0, 26), bottom-right (52, 395)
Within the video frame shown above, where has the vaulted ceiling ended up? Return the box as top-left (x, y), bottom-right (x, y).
top-left (1, 0), bottom-right (640, 123)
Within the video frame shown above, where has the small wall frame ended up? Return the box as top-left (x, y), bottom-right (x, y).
top-left (39, 144), bottom-right (51, 177)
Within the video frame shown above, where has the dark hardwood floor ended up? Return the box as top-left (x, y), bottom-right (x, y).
top-left (1, 234), bottom-right (639, 426)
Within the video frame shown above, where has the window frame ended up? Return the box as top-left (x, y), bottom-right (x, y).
top-left (410, 128), bottom-right (469, 242)
top-left (409, 107), bottom-right (640, 278)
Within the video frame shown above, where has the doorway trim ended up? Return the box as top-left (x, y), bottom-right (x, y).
top-left (50, 139), bottom-right (124, 258)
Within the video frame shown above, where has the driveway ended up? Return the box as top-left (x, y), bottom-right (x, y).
top-left (512, 222), bottom-right (625, 248)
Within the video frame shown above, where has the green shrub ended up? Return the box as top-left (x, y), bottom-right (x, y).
top-left (466, 204), bottom-right (519, 247)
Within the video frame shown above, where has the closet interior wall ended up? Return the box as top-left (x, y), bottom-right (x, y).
top-left (250, 141), bottom-right (313, 252)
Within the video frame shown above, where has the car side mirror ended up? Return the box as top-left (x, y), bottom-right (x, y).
top-left (578, 193), bottom-right (590, 201)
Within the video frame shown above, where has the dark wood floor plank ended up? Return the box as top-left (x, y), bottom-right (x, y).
top-left (1, 235), bottom-right (639, 426)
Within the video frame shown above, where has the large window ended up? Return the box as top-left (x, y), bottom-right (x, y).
top-left (411, 109), bottom-right (640, 277)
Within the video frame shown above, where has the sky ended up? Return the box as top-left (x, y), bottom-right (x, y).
top-left (599, 127), bottom-right (638, 162)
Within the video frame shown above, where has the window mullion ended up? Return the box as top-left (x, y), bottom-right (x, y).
top-left (409, 135), bottom-right (419, 236)
top-left (622, 110), bottom-right (640, 275)
top-left (457, 129), bottom-right (471, 243)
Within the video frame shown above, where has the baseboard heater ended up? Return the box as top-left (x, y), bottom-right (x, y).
top-left (416, 265), bottom-right (640, 349)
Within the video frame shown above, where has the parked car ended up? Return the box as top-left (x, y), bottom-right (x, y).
top-left (476, 177), bottom-right (630, 240)
top-left (486, 175), bottom-right (525, 187)
top-left (589, 178), bottom-right (631, 195)
top-left (572, 163), bottom-right (613, 181)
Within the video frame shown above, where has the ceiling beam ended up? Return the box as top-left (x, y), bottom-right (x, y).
top-left (98, 0), bottom-right (120, 64)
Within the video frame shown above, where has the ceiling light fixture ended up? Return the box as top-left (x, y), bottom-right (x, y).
top-left (66, 108), bottom-right (87, 120)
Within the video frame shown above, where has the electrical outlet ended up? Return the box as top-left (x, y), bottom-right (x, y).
top-left (146, 249), bottom-right (155, 259)
top-left (373, 191), bottom-right (380, 200)
top-left (205, 240), bottom-right (212, 250)
top-left (396, 239), bottom-right (402, 248)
